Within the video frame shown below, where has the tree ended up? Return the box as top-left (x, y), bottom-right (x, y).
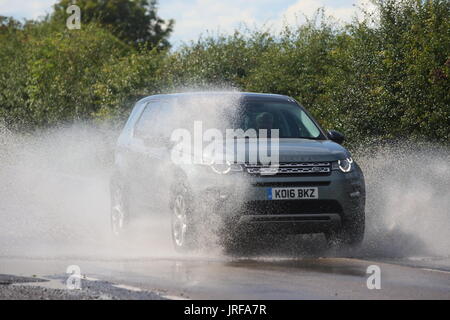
top-left (0, 16), bottom-right (30, 128)
top-left (51, 0), bottom-right (174, 49)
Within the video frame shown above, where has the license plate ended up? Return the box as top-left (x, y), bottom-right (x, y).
top-left (267, 187), bottom-right (318, 200)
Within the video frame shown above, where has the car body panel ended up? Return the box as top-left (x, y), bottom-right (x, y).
top-left (113, 92), bottom-right (365, 239)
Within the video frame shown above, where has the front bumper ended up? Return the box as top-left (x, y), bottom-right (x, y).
top-left (237, 213), bottom-right (341, 234)
top-left (190, 164), bottom-right (365, 234)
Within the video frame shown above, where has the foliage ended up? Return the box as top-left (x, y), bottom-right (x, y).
top-left (51, 0), bottom-right (173, 49)
top-left (0, 0), bottom-right (448, 145)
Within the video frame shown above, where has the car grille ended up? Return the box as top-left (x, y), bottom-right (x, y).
top-left (252, 181), bottom-right (330, 187)
top-left (242, 200), bottom-right (342, 215)
top-left (244, 162), bottom-right (331, 176)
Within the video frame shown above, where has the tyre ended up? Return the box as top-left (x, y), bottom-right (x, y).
top-left (171, 183), bottom-right (197, 252)
top-left (110, 176), bottom-right (130, 237)
top-left (325, 209), bottom-right (365, 248)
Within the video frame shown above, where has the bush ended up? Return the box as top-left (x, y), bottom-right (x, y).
top-left (0, 0), bottom-right (448, 146)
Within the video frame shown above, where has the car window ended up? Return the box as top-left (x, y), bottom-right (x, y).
top-left (299, 109), bottom-right (321, 138)
top-left (152, 100), bottom-right (176, 139)
top-left (134, 101), bottom-right (161, 139)
top-left (234, 101), bottom-right (322, 139)
top-left (134, 99), bottom-right (177, 142)
top-left (134, 98), bottom-right (323, 140)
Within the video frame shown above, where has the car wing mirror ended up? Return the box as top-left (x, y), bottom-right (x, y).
top-left (327, 130), bottom-right (345, 144)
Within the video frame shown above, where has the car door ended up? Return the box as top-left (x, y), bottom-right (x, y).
top-left (127, 100), bottom-right (164, 213)
top-left (128, 99), bottom-right (174, 214)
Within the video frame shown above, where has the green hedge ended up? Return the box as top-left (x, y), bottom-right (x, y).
top-left (1, 0), bottom-right (449, 145)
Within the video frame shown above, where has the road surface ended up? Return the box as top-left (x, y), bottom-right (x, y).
top-left (1, 246), bottom-right (449, 299)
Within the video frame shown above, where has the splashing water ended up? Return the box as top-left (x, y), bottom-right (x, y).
top-left (0, 103), bottom-right (448, 260)
top-left (357, 143), bottom-right (450, 258)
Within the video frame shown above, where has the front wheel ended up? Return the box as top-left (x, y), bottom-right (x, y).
top-left (171, 188), bottom-right (197, 252)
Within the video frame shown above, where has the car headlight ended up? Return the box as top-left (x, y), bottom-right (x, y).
top-left (210, 161), bottom-right (243, 175)
top-left (332, 157), bottom-right (353, 173)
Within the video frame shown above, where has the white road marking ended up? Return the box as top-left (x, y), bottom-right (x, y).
top-left (162, 295), bottom-right (190, 300)
top-left (113, 283), bottom-right (190, 299)
top-left (82, 276), bottom-right (101, 281)
top-left (421, 268), bottom-right (450, 274)
top-left (113, 284), bottom-right (143, 292)
top-left (76, 275), bottom-right (188, 298)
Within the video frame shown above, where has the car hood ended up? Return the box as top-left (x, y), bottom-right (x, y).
top-left (270, 138), bottom-right (350, 162)
top-left (202, 138), bottom-right (351, 163)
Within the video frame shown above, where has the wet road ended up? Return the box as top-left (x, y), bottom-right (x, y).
top-left (1, 254), bottom-right (449, 299)
top-left (0, 209), bottom-right (449, 300)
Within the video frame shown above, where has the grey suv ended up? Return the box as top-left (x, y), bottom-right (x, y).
top-left (111, 92), bottom-right (365, 252)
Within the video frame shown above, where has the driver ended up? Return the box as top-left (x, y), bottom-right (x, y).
top-left (255, 112), bottom-right (274, 130)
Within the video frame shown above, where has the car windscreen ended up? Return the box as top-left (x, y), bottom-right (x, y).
top-left (228, 101), bottom-right (323, 139)
top-left (139, 97), bottom-right (324, 140)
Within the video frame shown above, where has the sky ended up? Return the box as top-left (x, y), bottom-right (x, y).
top-left (0, 0), bottom-right (377, 46)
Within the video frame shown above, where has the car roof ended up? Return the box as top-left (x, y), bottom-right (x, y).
top-left (138, 92), bottom-right (296, 103)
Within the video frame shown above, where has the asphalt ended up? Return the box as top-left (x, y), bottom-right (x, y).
top-left (1, 253), bottom-right (449, 300)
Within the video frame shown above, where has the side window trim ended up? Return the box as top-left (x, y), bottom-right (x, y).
top-left (121, 100), bottom-right (148, 138)
top-left (133, 100), bottom-right (160, 138)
